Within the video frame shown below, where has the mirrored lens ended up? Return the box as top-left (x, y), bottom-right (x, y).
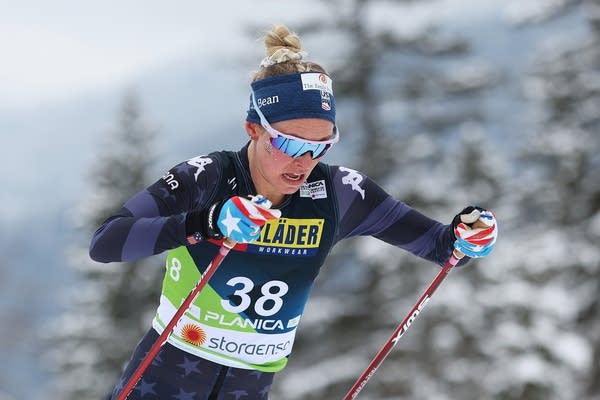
top-left (270, 135), bottom-right (330, 159)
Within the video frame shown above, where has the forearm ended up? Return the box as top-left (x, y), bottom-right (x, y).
top-left (374, 211), bottom-right (468, 266)
top-left (89, 211), bottom-right (188, 263)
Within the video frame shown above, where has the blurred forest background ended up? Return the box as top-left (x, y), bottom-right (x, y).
top-left (1, 0), bottom-right (599, 399)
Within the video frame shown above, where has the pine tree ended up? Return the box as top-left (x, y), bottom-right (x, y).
top-left (270, 1), bottom-right (505, 398)
top-left (510, 6), bottom-right (600, 397)
top-left (43, 91), bottom-right (163, 400)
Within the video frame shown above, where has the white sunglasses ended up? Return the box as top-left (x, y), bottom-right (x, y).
top-left (251, 92), bottom-right (339, 159)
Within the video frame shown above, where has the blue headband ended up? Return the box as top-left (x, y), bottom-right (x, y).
top-left (246, 72), bottom-right (336, 125)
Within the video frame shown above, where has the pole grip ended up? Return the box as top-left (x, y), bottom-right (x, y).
top-left (223, 237), bottom-right (237, 249)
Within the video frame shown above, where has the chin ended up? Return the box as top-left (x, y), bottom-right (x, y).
top-left (280, 182), bottom-right (305, 195)
top-left (280, 184), bottom-right (302, 195)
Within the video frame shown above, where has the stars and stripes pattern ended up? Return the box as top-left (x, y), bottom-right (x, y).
top-left (217, 196), bottom-right (281, 244)
top-left (453, 209), bottom-right (498, 258)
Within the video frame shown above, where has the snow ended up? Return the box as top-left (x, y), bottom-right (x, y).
top-left (551, 332), bottom-right (592, 372)
top-left (276, 354), bottom-right (365, 398)
top-left (3, 1), bottom-right (599, 399)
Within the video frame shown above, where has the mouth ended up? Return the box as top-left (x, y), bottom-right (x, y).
top-left (282, 172), bottom-right (305, 183)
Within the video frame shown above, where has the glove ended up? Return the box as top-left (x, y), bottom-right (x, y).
top-left (452, 206), bottom-right (497, 258)
top-left (186, 195), bottom-right (281, 244)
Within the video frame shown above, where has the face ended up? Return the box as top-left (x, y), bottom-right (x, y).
top-left (247, 118), bottom-right (335, 203)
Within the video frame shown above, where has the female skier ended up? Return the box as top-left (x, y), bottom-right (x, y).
top-left (90, 24), bottom-right (497, 400)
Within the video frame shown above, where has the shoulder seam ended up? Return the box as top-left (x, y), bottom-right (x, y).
top-left (324, 164), bottom-right (341, 243)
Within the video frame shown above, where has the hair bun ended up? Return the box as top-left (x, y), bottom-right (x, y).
top-left (252, 24), bottom-right (327, 80)
top-left (265, 25), bottom-right (302, 55)
top-left (260, 25), bottom-right (308, 67)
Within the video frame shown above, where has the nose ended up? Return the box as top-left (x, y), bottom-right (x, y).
top-left (294, 152), bottom-right (314, 166)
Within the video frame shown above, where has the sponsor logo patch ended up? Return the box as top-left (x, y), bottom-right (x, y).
top-left (180, 323), bottom-right (207, 346)
top-left (257, 95), bottom-right (280, 108)
top-left (187, 156), bottom-right (213, 181)
top-left (299, 180), bottom-right (328, 199)
top-left (301, 73), bottom-right (333, 94)
top-left (162, 171), bottom-right (179, 191)
top-left (340, 166), bottom-right (365, 200)
top-left (248, 218), bottom-right (325, 257)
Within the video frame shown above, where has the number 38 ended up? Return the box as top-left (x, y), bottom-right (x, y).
top-left (222, 277), bottom-right (289, 317)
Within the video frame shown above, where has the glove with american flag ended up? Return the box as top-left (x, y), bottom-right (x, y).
top-left (185, 195), bottom-right (281, 244)
top-left (452, 206), bottom-right (498, 258)
top-left (216, 195), bottom-right (281, 243)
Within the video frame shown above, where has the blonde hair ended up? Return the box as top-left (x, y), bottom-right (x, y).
top-left (252, 24), bottom-right (328, 81)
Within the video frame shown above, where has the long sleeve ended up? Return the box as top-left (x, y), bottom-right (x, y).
top-left (89, 155), bottom-right (221, 263)
top-left (332, 165), bottom-right (466, 266)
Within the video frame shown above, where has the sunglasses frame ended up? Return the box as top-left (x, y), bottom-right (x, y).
top-left (251, 92), bottom-right (339, 159)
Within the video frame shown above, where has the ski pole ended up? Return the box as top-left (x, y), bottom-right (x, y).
top-left (116, 238), bottom-right (237, 400)
top-left (342, 249), bottom-right (465, 400)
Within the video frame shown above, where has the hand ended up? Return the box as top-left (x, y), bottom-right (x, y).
top-left (452, 206), bottom-right (497, 258)
top-left (185, 195), bottom-right (281, 244)
top-left (216, 195), bottom-right (281, 243)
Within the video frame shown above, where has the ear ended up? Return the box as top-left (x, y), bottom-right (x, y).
top-left (245, 122), bottom-right (261, 141)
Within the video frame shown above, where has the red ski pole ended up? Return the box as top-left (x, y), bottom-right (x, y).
top-left (116, 238), bottom-right (236, 400)
top-left (342, 249), bottom-right (465, 400)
